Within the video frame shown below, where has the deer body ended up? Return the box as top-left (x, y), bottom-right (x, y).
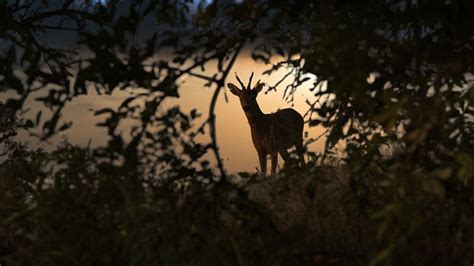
top-left (228, 73), bottom-right (305, 177)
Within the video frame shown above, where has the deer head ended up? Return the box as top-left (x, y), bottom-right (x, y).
top-left (227, 72), bottom-right (265, 116)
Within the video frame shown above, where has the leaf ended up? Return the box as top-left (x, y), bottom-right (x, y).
top-left (239, 20), bottom-right (253, 30)
top-left (145, 131), bottom-right (154, 140)
top-left (35, 111), bottom-right (42, 126)
top-left (300, 77), bottom-right (311, 83)
top-left (456, 152), bottom-right (474, 184)
top-left (25, 120), bottom-right (34, 128)
top-left (238, 172), bottom-right (251, 178)
top-left (370, 243), bottom-right (396, 266)
top-left (190, 109), bottom-right (200, 119)
top-left (94, 108), bottom-right (115, 116)
top-left (308, 119), bottom-right (320, 127)
top-left (58, 122), bottom-right (73, 132)
top-left (371, 203), bottom-right (400, 220)
top-left (4, 75), bottom-right (24, 94)
top-left (422, 178), bottom-right (445, 198)
top-left (119, 96), bottom-right (139, 110)
top-left (432, 167), bottom-right (452, 180)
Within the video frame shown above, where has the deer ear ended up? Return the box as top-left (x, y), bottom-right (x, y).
top-left (253, 83), bottom-right (265, 94)
top-left (227, 83), bottom-right (241, 96)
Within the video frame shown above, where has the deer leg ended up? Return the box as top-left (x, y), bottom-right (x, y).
top-left (270, 152), bottom-right (278, 176)
top-left (279, 149), bottom-right (290, 164)
top-left (295, 140), bottom-right (305, 166)
top-left (258, 152), bottom-right (267, 177)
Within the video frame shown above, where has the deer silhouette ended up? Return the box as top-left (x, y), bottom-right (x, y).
top-left (228, 72), bottom-right (305, 177)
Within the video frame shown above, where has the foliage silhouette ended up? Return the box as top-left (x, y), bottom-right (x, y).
top-left (1, 0), bottom-right (473, 265)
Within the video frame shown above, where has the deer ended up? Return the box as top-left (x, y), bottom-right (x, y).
top-left (227, 72), bottom-right (305, 177)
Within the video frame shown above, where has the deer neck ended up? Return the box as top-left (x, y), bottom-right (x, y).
top-left (244, 102), bottom-right (266, 128)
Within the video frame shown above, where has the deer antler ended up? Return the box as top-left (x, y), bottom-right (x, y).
top-left (235, 72), bottom-right (246, 90)
top-left (247, 72), bottom-right (254, 90)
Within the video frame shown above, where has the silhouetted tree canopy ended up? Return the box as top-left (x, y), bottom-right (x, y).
top-left (1, 0), bottom-right (473, 265)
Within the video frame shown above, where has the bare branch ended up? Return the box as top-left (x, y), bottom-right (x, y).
top-left (208, 42), bottom-right (245, 179)
top-left (267, 69), bottom-right (293, 93)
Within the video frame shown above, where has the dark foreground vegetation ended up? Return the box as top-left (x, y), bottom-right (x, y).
top-left (1, 0), bottom-right (473, 265)
top-left (1, 137), bottom-right (473, 265)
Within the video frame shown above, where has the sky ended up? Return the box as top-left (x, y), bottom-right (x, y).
top-left (4, 0), bottom-right (328, 174)
top-left (16, 48), bottom-right (326, 173)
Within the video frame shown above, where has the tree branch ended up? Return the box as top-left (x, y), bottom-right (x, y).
top-left (208, 42), bottom-right (245, 179)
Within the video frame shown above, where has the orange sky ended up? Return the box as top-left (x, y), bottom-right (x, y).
top-left (14, 50), bottom-right (327, 174)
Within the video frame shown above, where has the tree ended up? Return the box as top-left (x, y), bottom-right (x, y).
top-left (1, 0), bottom-right (473, 264)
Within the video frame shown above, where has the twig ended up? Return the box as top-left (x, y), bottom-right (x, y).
top-left (305, 129), bottom-right (329, 146)
top-left (208, 42), bottom-right (245, 178)
top-left (267, 69), bottom-right (293, 93)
